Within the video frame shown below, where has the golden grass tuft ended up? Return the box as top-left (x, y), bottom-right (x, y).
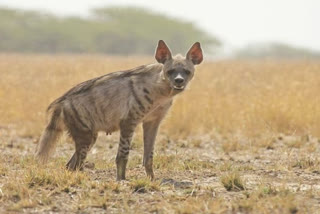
top-left (220, 171), bottom-right (246, 191)
top-left (234, 185), bottom-right (302, 214)
top-left (26, 167), bottom-right (88, 189)
top-left (129, 178), bottom-right (160, 193)
top-left (292, 157), bottom-right (320, 170)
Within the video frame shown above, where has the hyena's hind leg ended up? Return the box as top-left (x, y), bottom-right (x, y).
top-left (66, 130), bottom-right (97, 171)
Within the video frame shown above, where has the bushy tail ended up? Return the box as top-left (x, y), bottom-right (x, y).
top-left (35, 105), bottom-right (63, 163)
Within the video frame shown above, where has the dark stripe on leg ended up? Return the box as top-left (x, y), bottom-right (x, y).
top-left (120, 137), bottom-right (129, 146)
top-left (120, 148), bottom-right (130, 156)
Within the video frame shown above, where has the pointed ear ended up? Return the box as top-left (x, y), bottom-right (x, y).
top-left (186, 42), bottom-right (203, 65)
top-left (155, 40), bottom-right (172, 64)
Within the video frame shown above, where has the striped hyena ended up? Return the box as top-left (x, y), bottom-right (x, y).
top-left (35, 40), bottom-right (203, 180)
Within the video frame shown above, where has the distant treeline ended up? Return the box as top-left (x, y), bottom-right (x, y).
top-left (0, 7), bottom-right (220, 55)
top-left (235, 42), bottom-right (320, 59)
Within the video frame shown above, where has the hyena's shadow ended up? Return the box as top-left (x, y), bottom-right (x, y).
top-left (160, 178), bottom-right (193, 189)
top-left (82, 160), bottom-right (193, 189)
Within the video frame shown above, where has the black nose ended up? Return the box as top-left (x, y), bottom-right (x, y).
top-left (175, 78), bottom-right (184, 84)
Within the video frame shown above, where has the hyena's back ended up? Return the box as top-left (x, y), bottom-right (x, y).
top-left (62, 76), bottom-right (131, 132)
top-left (35, 64), bottom-right (162, 163)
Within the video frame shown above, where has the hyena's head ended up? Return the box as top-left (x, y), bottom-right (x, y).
top-left (155, 40), bottom-right (203, 92)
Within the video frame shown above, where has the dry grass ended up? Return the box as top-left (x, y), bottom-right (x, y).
top-left (1, 54), bottom-right (320, 213)
top-left (1, 55), bottom-right (320, 139)
top-left (221, 171), bottom-right (246, 191)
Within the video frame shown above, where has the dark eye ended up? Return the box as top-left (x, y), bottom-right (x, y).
top-left (184, 69), bottom-right (191, 75)
top-left (167, 69), bottom-right (174, 75)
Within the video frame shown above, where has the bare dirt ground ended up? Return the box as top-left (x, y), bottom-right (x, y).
top-left (1, 124), bottom-right (320, 213)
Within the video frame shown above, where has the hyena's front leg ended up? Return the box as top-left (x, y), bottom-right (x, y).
top-left (116, 119), bottom-right (138, 180)
top-left (143, 101), bottom-right (172, 180)
top-left (143, 121), bottom-right (160, 180)
top-left (66, 131), bottom-right (97, 170)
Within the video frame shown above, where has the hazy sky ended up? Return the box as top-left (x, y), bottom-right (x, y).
top-left (0, 0), bottom-right (319, 51)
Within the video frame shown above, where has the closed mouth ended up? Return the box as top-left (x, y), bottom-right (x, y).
top-left (173, 85), bottom-right (185, 90)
